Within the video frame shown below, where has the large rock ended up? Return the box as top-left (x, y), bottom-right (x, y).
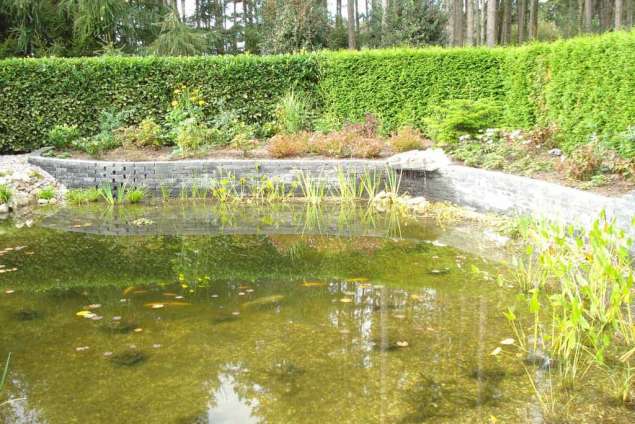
top-left (386, 148), bottom-right (451, 172)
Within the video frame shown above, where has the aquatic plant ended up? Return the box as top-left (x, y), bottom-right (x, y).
top-left (383, 167), bottom-right (402, 197)
top-left (98, 183), bottom-right (116, 206)
top-left (125, 187), bottom-right (146, 204)
top-left (359, 169), bottom-right (381, 201)
top-left (507, 212), bottom-right (635, 405)
top-left (297, 171), bottom-right (327, 205)
top-left (37, 185), bottom-right (56, 200)
top-left (0, 184), bottom-right (12, 204)
top-left (66, 188), bottom-right (101, 205)
top-left (0, 352), bottom-right (10, 407)
top-left (159, 184), bottom-right (171, 202)
top-left (335, 168), bottom-right (362, 203)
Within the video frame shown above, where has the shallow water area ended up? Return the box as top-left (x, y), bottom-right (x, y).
top-left (0, 203), bottom-right (633, 423)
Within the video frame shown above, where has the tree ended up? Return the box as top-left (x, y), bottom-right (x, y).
top-left (466, 0), bottom-right (475, 45)
top-left (585, 0), bottom-right (593, 31)
top-left (529, 0), bottom-right (538, 39)
top-left (348, 0), bottom-right (357, 48)
top-left (486, 0), bottom-right (496, 46)
top-left (149, 9), bottom-right (208, 55)
top-left (616, 0), bottom-right (623, 28)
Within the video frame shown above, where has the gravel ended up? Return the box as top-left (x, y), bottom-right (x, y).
top-left (0, 154), bottom-right (66, 215)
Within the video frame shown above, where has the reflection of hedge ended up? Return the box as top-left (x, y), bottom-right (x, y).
top-left (1, 31), bottom-right (634, 152)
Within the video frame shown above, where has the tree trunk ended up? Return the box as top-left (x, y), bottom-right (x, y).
top-left (518, 0), bottom-right (527, 42)
top-left (585, 0), bottom-right (594, 31)
top-left (337, 0), bottom-right (343, 26)
top-left (453, 0), bottom-right (464, 46)
top-left (355, 0), bottom-right (360, 33)
top-left (382, 0), bottom-right (389, 32)
top-left (627, 0), bottom-right (634, 27)
top-left (348, 0), bottom-right (357, 49)
top-left (480, 0), bottom-right (487, 44)
top-left (600, 0), bottom-right (613, 30)
top-left (486, 0), bottom-right (497, 46)
top-left (215, 0), bottom-right (225, 54)
top-left (616, 0), bottom-right (624, 28)
top-left (528, 0), bottom-right (538, 39)
top-left (466, 0), bottom-right (475, 45)
top-left (448, 0), bottom-right (455, 45)
top-left (501, 0), bottom-right (511, 43)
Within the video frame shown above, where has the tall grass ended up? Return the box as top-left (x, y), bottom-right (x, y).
top-left (275, 91), bottom-right (310, 134)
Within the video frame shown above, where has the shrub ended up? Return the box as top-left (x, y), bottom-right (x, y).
top-left (609, 126), bottom-right (635, 159)
top-left (275, 91), bottom-right (311, 134)
top-left (73, 133), bottom-right (120, 156)
top-left (268, 133), bottom-right (310, 158)
top-left (424, 99), bottom-right (501, 147)
top-left (389, 126), bottom-right (430, 152)
top-left (310, 128), bottom-right (385, 158)
top-left (37, 186), bottom-right (56, 200)
top-left (0, 184), bottom-right (12, 204)
top-left (563, 140), bottom-right (603, 181)
top-left (175, 121), bottom-right (212, 153)
top-left (48, 124), bottom-right (80, 149)
top-left (115, 118), bottom-right (164, 148)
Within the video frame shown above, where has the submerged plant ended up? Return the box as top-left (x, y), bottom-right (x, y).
top-left (0, 352), bottom-right (11, 407)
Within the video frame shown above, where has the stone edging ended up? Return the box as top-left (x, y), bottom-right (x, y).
top-left (28, 152), bottom-right (635, 237)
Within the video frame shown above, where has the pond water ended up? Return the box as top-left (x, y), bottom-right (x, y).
top-left (0, 203), bottom-right (633, 423)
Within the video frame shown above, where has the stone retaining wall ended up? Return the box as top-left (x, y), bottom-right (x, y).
top-left (28, 153), bottom-right (635, 237)
top-left (27, 155), bottom-right (386, 195)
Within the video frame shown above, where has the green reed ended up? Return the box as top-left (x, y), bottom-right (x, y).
top-left (297, 171), bottom-right (327, 205)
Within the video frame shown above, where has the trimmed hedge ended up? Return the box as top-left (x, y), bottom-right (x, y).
top-left (0, 54), bottom-right (319, 152)
top-left (1, 31), bottom-right (635, 153)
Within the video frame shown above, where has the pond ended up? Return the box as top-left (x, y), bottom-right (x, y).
top-left (0, 203), bottom-right (633, 423)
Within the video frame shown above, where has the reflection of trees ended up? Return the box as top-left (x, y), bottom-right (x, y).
top-left (1, 272), bottom-right (535, 423)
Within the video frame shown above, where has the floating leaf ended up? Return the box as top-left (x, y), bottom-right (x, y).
top-left (340, 298), bottom-right (353, 303)
top-left (76, 310), bottom-right (95, 318)
top-left (490, 347), bottom-right (502, 356)
top-left (4, 289), bottom-right (14, 294)
top-left (500, 338), bottom-right (515, 345)
top-left (347, 277), bottom-right (369, 283)
top-left (87, 304), bottom-right (101, 309)
top-left (302, 281), bottom-right (325, 287)
top-left (396, 341), bottom-right (409, 347)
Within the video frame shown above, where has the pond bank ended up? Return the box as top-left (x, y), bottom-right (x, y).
top-left (0, 154), bottom-right (65, 218)
top-left (28, 150), bottom-right (635, 240)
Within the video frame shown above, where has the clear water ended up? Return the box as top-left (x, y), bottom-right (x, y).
top-left (0, 203), bottom-right (633, 423)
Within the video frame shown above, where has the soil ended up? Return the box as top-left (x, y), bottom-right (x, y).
top-left (45, 146), bottom-right (635, 198)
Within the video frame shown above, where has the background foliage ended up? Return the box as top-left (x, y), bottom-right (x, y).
top-left (1, 30), bottom-right (634, 153)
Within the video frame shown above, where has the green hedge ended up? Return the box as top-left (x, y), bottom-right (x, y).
top-left (0, 54), bottom-right (319, 152)
top-left (1, 31), bottom-right (635, 153)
